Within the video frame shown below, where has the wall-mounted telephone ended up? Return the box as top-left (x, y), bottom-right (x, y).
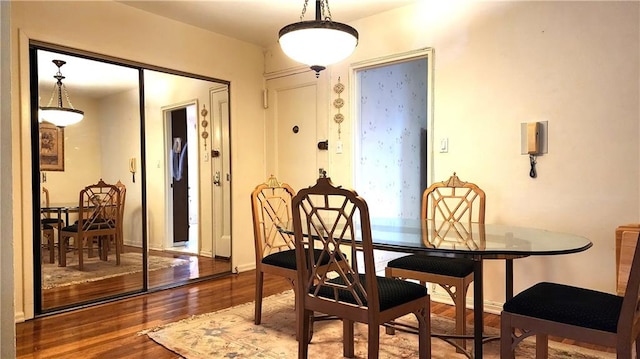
top-left (526, 122), bottom-right (540, 155)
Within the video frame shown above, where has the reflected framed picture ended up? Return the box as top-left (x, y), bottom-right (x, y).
top-left (39, 122), bottom-right (64, 171)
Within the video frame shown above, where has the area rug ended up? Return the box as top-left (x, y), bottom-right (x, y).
top-left (42, 252), bottom-right (191, 289)
top-left (141, 290), bottom-right (614, 359)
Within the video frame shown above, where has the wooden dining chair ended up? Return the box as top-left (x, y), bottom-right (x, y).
top-left (292, 176), bottom-right (431, 358)
top-left (58, 179), bottom-right (121, 270)
top-left (385, 172), bottom-right (485, 351)
top-left (500, 230), bottom-right (640, 358)
top-left (251, 176), bottom-right (298, 326)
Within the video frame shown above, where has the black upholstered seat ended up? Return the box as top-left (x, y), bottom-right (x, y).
top-left (262, 248), bottom-right (339, 270)
top-left (387, 255), bottom-right (475, 278)
top-left (503, 282), bottom-right (622, 333)
top-left (314, 274), bottom-right (429, 311)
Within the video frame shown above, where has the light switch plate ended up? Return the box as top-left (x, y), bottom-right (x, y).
top-left (439, 138), bottom-right (448, 153)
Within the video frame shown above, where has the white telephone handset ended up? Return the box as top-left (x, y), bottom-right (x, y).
top-left (526, 122), bottom-right (540, 155)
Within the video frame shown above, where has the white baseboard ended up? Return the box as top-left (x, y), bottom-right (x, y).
top-left (235, 262), bottom-right (255, 274)
top-left (430, 288), bottom-right (503, 315)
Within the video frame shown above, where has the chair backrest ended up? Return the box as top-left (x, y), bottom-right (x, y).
top-left (251, 176), bottom-right (296, 261)
top-left (292, 177), bottom-right (379, 314)
top-left (617, 231), bottom-right (640, 337)
top-left (78, 179), bottom-right (120, 233)
top-left (422, 173), bottom-right (486, 249)
top-left (42, 187), bottom-right (51, 219)
top-left (422, 172), bottom-right (486, 223)
top-left (115, 180), bottom-right (127, 222)
top-left (618, 231), bottom-right (638, 295)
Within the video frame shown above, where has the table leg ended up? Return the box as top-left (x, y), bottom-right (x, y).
top-left (473, 259), bottom-right (484, 359)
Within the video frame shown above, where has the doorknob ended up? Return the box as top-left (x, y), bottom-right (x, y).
top-left (213, 171), bottom-right (221, 186)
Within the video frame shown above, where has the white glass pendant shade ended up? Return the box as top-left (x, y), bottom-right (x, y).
top-left (40, 59), bottom-right (84, 127)
top-left (279, 22), bottom-right (358, 71)
top-left (40, 107), bottom-right (84, 127)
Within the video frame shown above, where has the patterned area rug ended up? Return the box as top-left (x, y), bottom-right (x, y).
top-left (42, 252), bottom-right (191, 289)
top-left (141, 290), bottom-right (614, 359)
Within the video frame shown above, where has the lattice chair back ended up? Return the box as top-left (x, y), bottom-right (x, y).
top-left (292, 177), bottom-right (379, 314)
top-left (78, 179), bottom-right (120, 233)
top-left (422, 172), bottom-right (486, 249)
top-left (252, 178), bottom-right (296, 259)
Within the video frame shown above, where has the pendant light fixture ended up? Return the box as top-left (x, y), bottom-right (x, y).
top-left (39, 59), bottom-right (84, 127)
top-left (279, 0), bottom-right (359, 77)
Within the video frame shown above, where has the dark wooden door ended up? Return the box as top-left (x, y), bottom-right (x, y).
top-left (171, 108), bottom-right (189, 244)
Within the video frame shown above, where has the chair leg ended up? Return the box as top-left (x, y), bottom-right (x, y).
top-left (78, 236), bottom-right (84, 271)
top-left (384, 267), bottom-right (396, 335)
top-left (416, 305), bottom-right (431, 359)
top-left (535, 334), bottom-right (548, 358)
top-left (255, 270), bottom-right (264, 325)
top-left (58, 235), bottom-right (67, 267)
top-left (500, 313), bottom-right (515, 359)
top-left (367, 324), bottom-right (380, 359)
top-left (343, 319), bottom-right (355, 358)
top-left (297, 308), bottom-right (312, 359)
top-left (453, 282), bottom-right (470, 352)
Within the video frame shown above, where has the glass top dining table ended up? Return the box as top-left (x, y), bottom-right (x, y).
top-left (280, 218), bottom-right (593, 359)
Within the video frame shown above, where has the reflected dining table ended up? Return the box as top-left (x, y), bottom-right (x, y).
top-left (281, 218), bottom-right (593, 359)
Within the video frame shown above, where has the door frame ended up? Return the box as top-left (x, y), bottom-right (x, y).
top-left (350, 48), bottom-right (436, 189)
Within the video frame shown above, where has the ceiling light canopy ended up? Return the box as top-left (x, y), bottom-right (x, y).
top-left (40, 59), bottom-right (84, 127)
top-left (279, 0), bottom-right (359, 77)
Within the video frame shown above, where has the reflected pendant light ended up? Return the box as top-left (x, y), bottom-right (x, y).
top-left (279, 0), bottom-right (358, 77)
top-left (39, 60), bottom-right (84, 127)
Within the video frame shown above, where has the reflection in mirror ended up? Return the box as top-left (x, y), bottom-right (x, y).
top-left (36, 49), bottom-right (144, 311)
top-left (143, 70), bottom-right (232, 290)
top-left (34, 48), bottom-right (232, 313)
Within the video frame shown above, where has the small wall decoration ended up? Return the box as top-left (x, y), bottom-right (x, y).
top-left (39, 122), bottom-right (64, 171)
top-left (201, 104), bottom-right (209, 151)
top-left (333, 77), bottom-right (345, 139)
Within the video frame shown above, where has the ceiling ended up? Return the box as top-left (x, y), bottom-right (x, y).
top-left (38, 1), bottom-right (418, 99)
top-left (119, 0), bottom-right (418, 48)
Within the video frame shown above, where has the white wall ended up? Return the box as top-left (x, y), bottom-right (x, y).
top-left (10, 0), bottom-right (266, 321)
top-left (266, 1), bottom-right (640, 306)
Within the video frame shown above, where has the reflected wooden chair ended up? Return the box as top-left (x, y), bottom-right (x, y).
top-left (292, 176), bottom-right (431, 358)
top-left (41, 224), bottom-right (55, 264)
top-left (99, 180), bottom-right (127, 258)
top-left (500, 230), bottom-right (640, 358)
top-left (385, 172), bottom-right (485, 351)
top-left (41, 187), bottom-right (65, 229)
top-left (58, 179), bottom-right (121, 270)
top-left (41, 187), bottom-right (64, 263)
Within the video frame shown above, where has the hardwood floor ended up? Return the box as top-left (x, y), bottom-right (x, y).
top-left (41, 246), bottom-right (231, 310)
top-left (18, 271), bottom-right (614, 358)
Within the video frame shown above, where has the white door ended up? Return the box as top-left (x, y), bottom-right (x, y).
top-left (210, 87), bottom-right (231, 258)
top-left (265, 71), bottom-right (329, 191)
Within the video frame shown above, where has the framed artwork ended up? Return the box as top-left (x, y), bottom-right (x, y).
top-left (39, 122), bottom-right (64, 171)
